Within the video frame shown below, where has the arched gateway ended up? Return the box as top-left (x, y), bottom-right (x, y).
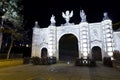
top-left (59, 34), bottom-right (79, 61)
top-left (32, 10), bottom-right (120, 61)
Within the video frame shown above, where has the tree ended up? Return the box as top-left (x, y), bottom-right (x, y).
top-left (0, 0), bottom-right (24, 59)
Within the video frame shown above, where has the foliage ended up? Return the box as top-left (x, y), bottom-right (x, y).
top-left (0, 0), bottom-right (23, 30)
top-left (23, 57), bottom-right (30, 64)
top-left (31, 57), bottom-right (41, 65)
top-left (103, 57), bottom-right (113, 67)
top-left (0, 0), bottom-right (24, 59)
top-left (31, 56), bottom-right (57, 65)
top-left (0, 0), bottom-right (24, 36)
top-left (112, 50), bottom-right (120, 71)
top-left (113, 50), bottom-right (120, 61)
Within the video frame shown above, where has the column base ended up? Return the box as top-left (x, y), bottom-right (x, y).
top-left (75, 57), bottom-right (96, 67)
top-left (48, 56), bottom-right (57, 64)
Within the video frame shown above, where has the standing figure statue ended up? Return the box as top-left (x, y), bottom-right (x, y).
top-left (35, 21), bottom-right (39, 27)
top-left (50, 14), bottom-right (56, 26)
top-left (103, 12), bottom-right (109, 20)
top-left (80, 10), bottom-right (86, 22)
top-left (62, 10), bottom-right (73, 24)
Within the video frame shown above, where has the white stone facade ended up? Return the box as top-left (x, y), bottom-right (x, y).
top-left (32, 10), bottom-right (120, 60)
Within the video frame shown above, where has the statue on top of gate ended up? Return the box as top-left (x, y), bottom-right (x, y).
top-left (103, 12), bottom-right (109, 20)
top-left (35, 21), bottom-right (39, 27)
top-left (62, 10), bottom-right (73, 24)
top-left (50, 14), bottom-right (56, 26)
top-left (80, 10), bottom-right (87, 22)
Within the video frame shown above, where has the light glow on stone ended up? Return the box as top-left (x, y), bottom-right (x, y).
top-left (106, 29), bottom-right (111, 33)
top-left (107, 43), bottom-right (112, 46)
top-left (106, 38), bottom-right (112, 42)
top-left (108, 52), bottom-right (113, 57)
top-left (83, 39), bottom-right (87, 43)
top-left (49, 53), bottom-right (53, 56)
top-left (83, 52), bottom-right (88, 57)
top-left (105, 25), bottom-right (110, 29)
top-left (107, 47), bottom-right (112, 51)
top-left (83, 48), bottom-right (87, 51)
top-left (106, 33), bottom-right (111, 37)
top-left (49, 49), bottom-right (53, 56)
top-left (82, 27), bottom-right (86, 30)
top-left (82, 35), bottom-right (87, 38)
top-left (83, 44), bottom-right (87, 47)
top-left (82, 31), bottom-right (87, 34)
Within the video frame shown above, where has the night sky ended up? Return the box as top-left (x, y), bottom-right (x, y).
top-left (23, 0), bottom-right (120, 28)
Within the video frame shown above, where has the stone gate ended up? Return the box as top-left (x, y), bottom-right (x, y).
top-left (32, 10), bottom-right (120, 61)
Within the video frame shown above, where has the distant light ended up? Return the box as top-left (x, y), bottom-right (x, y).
top-left (22, 44), bottom-right (24, 46)
top-left (5, 43), bottom-right (8, 46)
top-left (2, 16), bottom-right (5, 19)
top-left (67, 61), bottom-right (70, 64)
top-left (26, 44), bottom-right (29, 47)
top-left (19, 44), bottom-right (22, 46)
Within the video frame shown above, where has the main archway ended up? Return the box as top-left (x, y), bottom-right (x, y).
top-left (59, 34), bottom-right (79, 61)
top-left (92, 46), bottom-right (102, 61)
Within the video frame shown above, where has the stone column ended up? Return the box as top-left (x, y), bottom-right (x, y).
top-left (80, 22), bottom-right (89, 59)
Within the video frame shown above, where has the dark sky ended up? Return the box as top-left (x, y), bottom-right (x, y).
top-left (23, 0), bottom-right (120, 30)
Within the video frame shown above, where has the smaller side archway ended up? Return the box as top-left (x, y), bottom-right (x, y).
top-left (92, 46), bottom-right (102, 61)
top-left (41, 48), bottom-right (48, 58)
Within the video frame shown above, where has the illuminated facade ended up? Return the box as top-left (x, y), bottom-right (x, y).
top-left (32, 10), bottom-right (120, 60)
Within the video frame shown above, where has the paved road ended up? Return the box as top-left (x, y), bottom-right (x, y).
top-left (0, 62), bottom-right (120, 80)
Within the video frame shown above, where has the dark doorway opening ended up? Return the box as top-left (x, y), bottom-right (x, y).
top-left (92, 46), bottom-right (102, 61)
top-left (41, 48), bottom-right (48, 58)
top-left (59, 34), bottom-right (78, 62)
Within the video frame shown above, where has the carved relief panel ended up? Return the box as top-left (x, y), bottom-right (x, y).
top-left (89, 23), bottom-right (102, 42)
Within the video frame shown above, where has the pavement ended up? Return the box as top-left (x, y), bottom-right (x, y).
top-left (0, 62), bottom-right (120, 80)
